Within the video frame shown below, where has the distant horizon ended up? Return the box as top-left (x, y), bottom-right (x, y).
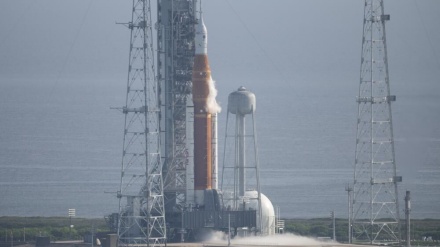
top-left (0, 0), bottom-right (439, 219)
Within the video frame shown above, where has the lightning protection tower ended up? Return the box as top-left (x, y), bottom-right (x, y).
top-left (117, 0), bottom-right (166, 246)
top-left (352, 0), bottom-right (401, 244)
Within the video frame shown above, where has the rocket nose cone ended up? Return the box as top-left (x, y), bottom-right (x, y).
top-left (196, 18), bottom-right (207, 34)
top-left (195, 18), bottom-right (208, 54)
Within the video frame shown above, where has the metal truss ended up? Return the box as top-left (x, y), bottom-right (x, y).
top-left (157, 0), bottom-right (197, 214)
top-left (352, 0), bottom-right (401, 244)
top-left (117, 0), bottom-right (166, 246)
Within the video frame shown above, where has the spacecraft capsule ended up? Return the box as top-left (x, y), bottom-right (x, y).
top-left (195, 17), bottom-right (207, 55)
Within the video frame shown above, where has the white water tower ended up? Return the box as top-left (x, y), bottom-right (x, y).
top-left (221, 86), bottom-right (275, 235)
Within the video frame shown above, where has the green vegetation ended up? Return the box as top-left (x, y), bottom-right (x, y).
top-left (284, 218), bottom-right (440, 244)
top-left (0, 217), bottom-right (108, 242)
top-left (1, 216), bottom-right (439, 244)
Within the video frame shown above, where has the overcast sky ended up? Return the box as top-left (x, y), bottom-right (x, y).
top-left (1, 0), bottom-right (438, 85)
top-left (1, 0), bottom-right (439, 174)
top-left (0, 0), bottom-right (439, 217)
top-left (1, 1), bottom-right (439, 157)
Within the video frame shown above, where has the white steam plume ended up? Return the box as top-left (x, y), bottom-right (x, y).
top-left (204, 232), bottom-right (336, 246)
top-left (230, 233), bottom-right (335, 246)
top-left (203, 230), bottom-right (228, 242)
top-left (206, 77), bottom-right (221, 114)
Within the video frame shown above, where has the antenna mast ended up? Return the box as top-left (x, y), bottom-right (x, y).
top-left (352, 0), bottom-right (401, 244)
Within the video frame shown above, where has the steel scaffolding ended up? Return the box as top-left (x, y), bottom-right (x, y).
top-left (157, 0), bottom-right (197, 214)
top-left (352, 0), bottom-right (401, 244)
top-left (117, 0), bottom-right (166, 246)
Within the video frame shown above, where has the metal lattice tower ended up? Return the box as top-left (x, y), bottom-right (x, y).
top-left (352, 0), bottom-right (401, 244)
top-left (157, 0), bottom-right (197, 214)
top-left (117, 0), bottom-right (166, 246)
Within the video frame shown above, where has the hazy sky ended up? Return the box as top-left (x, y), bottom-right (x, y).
top-left (1, 1), bottom-right (439, 84)
top-left (1, 0), bottom-right (437, 168)
top-left (0, 0), bottom-right (439, 217)
top-left (1, 1), bottom-right (439, 117)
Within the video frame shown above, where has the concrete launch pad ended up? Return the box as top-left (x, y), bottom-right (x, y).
top-left (166, 233), bottom-right (377, 247)
top-left (166, 243), bottom-right (377, 247)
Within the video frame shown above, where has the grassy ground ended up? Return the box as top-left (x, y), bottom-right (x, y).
top-left (0, 217), bottom-right (439, 243)
top-left (285, 218), bottom-right (440, 244)
top-left (0, 217), bottom-right (107, 241)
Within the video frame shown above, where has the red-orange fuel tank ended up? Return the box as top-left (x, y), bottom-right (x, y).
top-left (192, 53), bottom-right (212, 190)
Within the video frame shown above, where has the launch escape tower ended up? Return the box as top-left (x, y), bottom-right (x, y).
top-left (157, 0), bottom-right (197, 228)
top-left (352, 0), bottom-right (401, 244)
top-left (117, 0), bottom-right (166, 246)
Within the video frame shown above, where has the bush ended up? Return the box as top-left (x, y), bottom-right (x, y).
top-left (0, 217), bottom-right (108, 241)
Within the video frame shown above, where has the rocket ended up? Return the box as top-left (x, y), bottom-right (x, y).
top-left (192, 17), bottom-right (220, 205)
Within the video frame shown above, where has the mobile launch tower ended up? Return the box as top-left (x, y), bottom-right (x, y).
top-left (352, 0), bottom-right (401, 244)
top-left (157, 0), bottom-right (197, 220)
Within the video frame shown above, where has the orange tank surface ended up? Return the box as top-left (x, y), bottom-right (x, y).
top-left (192, 53), bottom-right (213, 190)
